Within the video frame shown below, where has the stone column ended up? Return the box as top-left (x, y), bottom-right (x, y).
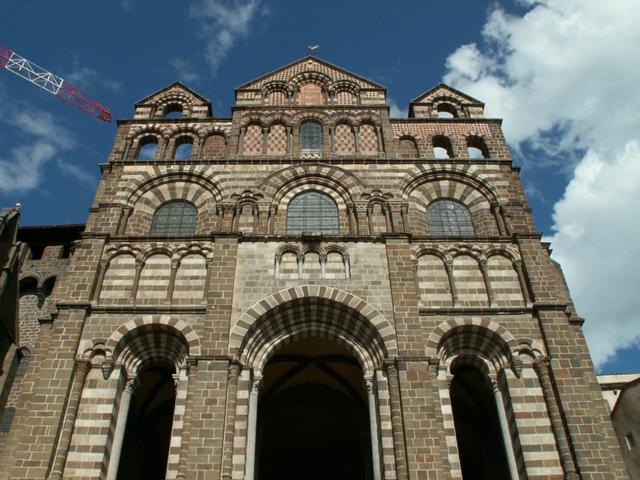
top-left (376, 125), bottom-right (384, 156)
top-left (117, 206), bottom-right (133, 235)
top-left (48, 360), bottom-right (91, 480)
top-left (444, 259), bottom-right (459, 306)
top-left (261, 126), bottom-right (268, 155)
top-left (130, 259), bottom-right (144, 302)
top-left (491, 379), bottom-right (520, 480)
top-left (385, 362), bottom-right (408, 480)
top-left (492, 204), bottom-right (507, 236)
top-left (167, 258), bottom-right (180, 301)
top-left (354, 125), bottom-right (361, 154)
top-left (160, 135), bottom-right (170, 160)
top-left (286, 126), bottom-right (292, 155)
top-left (534, 359), bottom-right (579, 480)
top-left (176, 362), bottom-right (198, 480)
top-left (365, 377), bottom-right (382, 480)
top-left (238, 127), bottom-right (246, 155)
top-left (244, 376), bottom-right (262, 480)
top-left (388, 202), bottom-right (405, 233)
top-left (202, 258), bottom-right (214, 295)
top-left (220, 363), bottom-right (242, 479)
top-left (480, 259), bottom-right (496, 307)
top-left (91, 259), bottom-right (108, 301)
top-left (514, 260), bottom-right (533, 306)
top-left (122, 139), bottom-right (131, 161)
top-left (329, 126), bottom-right (335, 153)
top-left (355, 201), bottom-right (370, 235)
top-left (106, 377), bottom-right (136, 480)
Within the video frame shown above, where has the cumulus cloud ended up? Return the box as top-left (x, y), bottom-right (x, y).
top-left (0, 98), bottom-right (76, 195)
top-left (389, 98), bottom-right (407, 118)
top-left (189, 0), bottom-right (263, 74)
top-left (443, 0), bottom-right (640, 367)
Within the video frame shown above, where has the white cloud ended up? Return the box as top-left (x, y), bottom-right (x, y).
top-left (0, 99), bottom-right (77, 195)
top-left (56, 158), bottom-right (96, 186)
top-left (443, 0), bottom-right (640, 367)
top-left (189, 0), bottom-right (263, 74)
top-left (169, 58), bottom-right (203, 84)
top-left (65, 61), bottom-right (122, 93)
top-left (0, 142), bottom-right (56, 193)
top-left (389, 98), bottom-right (407, 118)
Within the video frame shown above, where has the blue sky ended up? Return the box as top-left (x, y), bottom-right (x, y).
top-left (1, 0), bottom-right (639, 374)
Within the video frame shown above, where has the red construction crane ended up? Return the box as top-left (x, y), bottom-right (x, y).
top-left (0, 44), bottom-right (111, 122)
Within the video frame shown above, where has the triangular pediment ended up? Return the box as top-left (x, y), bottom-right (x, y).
top-left (135, 82), bottom-right (211, 107)
top-left (237, 56), bottom-right (386, 91)
top-left (410, 83), bottom-right (484, 106)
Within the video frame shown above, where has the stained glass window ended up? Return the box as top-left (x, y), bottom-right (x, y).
top-left (427, 199), bottom-right (474, 236)
top-left (287, 191), bottom-right (339, 235)
top-left (150, 200), bottom-right (197, 235)
top-left (300, 120), bottom-right (323, 151)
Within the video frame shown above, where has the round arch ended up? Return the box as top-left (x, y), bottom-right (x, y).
top-left (400, 167), bottom-right (499, 204)
top-left (106, 315), bottom-right (201, 366)
top-left (231, 286), bottom-right (397, 376)
top-left (425, 318), bottom-right (518, 370)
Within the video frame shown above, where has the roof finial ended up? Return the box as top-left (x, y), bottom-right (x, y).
top-left (307, 44), bottom-right (320, 55)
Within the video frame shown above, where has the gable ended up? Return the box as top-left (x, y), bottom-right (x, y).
top-left (411, 83), bottom-right (484, 106)
top-left (237, 56), bottom-right (386, 91)
top-left (134, 82), bottom-right (212, 118)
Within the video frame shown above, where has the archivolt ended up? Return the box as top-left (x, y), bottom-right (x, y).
top-left (106, 315), bottom-right (201, 376)
top-left (258, 163), bottom-right (366, 200)
top-left (123, 170), bottom-right (223, 207)
top-left (231, 286), bottom-right (397, 375)
top-left (401, 166), bottom-right (499, 204)
top-left (426, 318), bottom-right (518, 373)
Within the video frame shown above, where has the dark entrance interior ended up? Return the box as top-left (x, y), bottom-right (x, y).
top-left (450, 364), bottom-right (511, 480)
top-left (117, 364), bottom-right (176, 480)
top-left (256, 338), bottom-right (373, 480)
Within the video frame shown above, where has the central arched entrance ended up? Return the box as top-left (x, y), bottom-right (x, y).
top-left (256, 337), bottom-right (372, 480)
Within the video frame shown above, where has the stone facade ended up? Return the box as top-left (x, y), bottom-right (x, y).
top-left (0, 56), bottom-right (630, 479)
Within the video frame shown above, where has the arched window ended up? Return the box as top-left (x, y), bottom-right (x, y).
top-left (398, 136), bottom-right (418, 158)
top-left (427, 199), bottom-right (474, 236)
top-left (437, 103), bottom-right (458, 118)
top-left (287, 190), bottom-right (339, 235)
top-left (433, 135), bottom-right (453, 159)
top-left (173, 137), bottom-right (193, 160)
top-left (137, 137), bottom-right (158, 160)
top-left (300, 120), bottom-right (323, 152)
top-left (150, 200), bottom-right (197, 235)
top-left (467, 136), bottom-right (489, 159)
top-left (163, 103), bottom-right (183, 119)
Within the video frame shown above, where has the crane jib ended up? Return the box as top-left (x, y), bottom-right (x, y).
top-left (0, 44), bottom-right (111, 122)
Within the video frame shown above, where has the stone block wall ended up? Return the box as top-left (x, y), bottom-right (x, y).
top-left (0, 58), bottom-right (629, 480)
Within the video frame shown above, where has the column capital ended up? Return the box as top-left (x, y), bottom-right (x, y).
top-left (228, 362), bottom-right (242, 380)
top-left (364, 376), bottom-right (377, 394)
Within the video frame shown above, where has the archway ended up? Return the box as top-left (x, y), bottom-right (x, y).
top-left (450, 364), bottom-right (510, 479)
top-left (116, 363), bottom-right (176, 480)
top-left (256, 337), bottom-right (372, 480)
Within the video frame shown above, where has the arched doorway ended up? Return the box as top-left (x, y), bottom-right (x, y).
top-left (256, 337), bottom-right (373, 480)
top-left (116, 364), bottom-right (176, 479)
top-left (450, 364), bottom-right (511, 479)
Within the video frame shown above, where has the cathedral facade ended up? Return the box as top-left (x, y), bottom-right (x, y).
top-left (0, 57), bottom-right (628, 479)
